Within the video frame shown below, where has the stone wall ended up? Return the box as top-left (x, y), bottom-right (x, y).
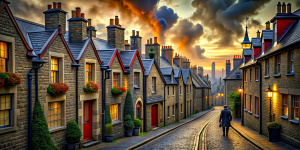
top-left (69, 20), bottom-right (87, 42)
top-left (45, 10), bottom-right (67, 35)
top-left (107, 26), bottom-right (125, 51)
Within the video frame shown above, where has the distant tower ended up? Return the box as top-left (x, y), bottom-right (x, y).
top-left (222, 68), bottom-right (224, 79)
top-left (241, 17), bottom-right (251, 63)
top-left (212, 62), bottom-right (215, 81)
top-left (226, 60), bottom-right (231, 75)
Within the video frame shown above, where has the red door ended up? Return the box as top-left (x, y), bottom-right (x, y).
top-left (151, 105), bottom-right (158, 127)
top-left (83, 101), bottom-right (92, 142)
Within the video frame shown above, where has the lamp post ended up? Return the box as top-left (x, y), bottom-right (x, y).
top-left (266, 85), bottom-right (273, 122)
top-left (221, 93), bottom-right (224, 105)
top-left (238, 87), bottom-right (243, 125)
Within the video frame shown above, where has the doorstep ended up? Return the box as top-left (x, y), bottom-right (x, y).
top-left (83, 140), bottom-right (100, 148)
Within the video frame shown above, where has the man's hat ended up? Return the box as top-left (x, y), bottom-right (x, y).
top-left (224, 105), bottom-right (228, 108)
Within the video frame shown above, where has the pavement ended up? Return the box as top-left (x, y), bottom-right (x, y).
top-left (231, 118), bottom-right (297, 150)
top-left (84, 108), bottom-right (214, 150)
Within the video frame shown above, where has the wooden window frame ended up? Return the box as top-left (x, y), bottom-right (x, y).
top-left (172, 86), bottom-right (174, 96)
top-left (255, 97), bottom-right (259, 116)
top-left (51, 57), bottom-right (59, 83)
top-left (289, 51), bottom-right (294, 73)
top-left (113, 72), bottom-right (120, 88)
top-left (249, 95), bottom-right (252, 112)
top-left (283, 94), bottom-right (289, 116)
top-left (152, 77), bottom-right (156, 93)
top-left (86, 63), bottom-right (92, 83)
top-left (244, 94), bottom-right (247, 109)
top-left (48, 101), bottom-right (62, 128)
top-left (275, 55), bottom-right (281, 74)
top-left (255, 67), bottom-right (259, 81)
top-left (0, 94), bottom-right (12, 128)
top-left (293, 96), bottom-right (299, 120)
top-left (134, 72), bottom-right (140, 88)
top-left (0, 42), bottom-right (9, 72)
top-left (110, 104), bottom-right (119, 121)
top-left (167, 106), bottom-right (170, 117)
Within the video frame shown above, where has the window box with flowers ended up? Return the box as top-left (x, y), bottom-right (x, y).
top-left (111, 87), bottom-right (126, 96)
top-left (0, 72), bottom-right (22, 87)
top-left (83, 81), bottom-right (99, 93)
top-left (47, 83), bottom-right (69, 97)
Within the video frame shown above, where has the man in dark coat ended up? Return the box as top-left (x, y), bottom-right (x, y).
top-left (219, 105), bottom-right (232, 137)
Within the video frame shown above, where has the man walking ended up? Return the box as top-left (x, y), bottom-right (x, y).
top-left (219, 105), bottom-right (232, 137)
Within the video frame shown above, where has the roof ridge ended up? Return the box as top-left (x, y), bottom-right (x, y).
top-left (15, 16), bottom-right (45, 27)
top-left (224, 58), bottom-right (243, 79)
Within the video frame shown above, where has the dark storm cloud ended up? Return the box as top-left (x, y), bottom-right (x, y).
top-left (296, 1), bottom-right (300, 7)
top-left (191, 0), bottom-right (271, 47)
top-left (195, 45), bottom-right (206, 59)
top-left (155, 6), bottom-right (179, 29)
top-left (248, 19), bottom-right (263, 29)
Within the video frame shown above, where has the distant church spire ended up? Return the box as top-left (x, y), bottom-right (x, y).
top-left (241, 17), bottom-right (251, 49)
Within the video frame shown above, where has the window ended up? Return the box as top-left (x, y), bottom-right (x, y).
top-left (152, 77), bottom-right (156, 93)
top-left (51, 58), bottom-right (59, 83)
top-left (255, 67), bottom-right (259, 81)
top-left (244, 94), bottom-right (247, 109)
top-left (48, 101), bottom-right (62, 128)
top-left (244, 70), bottom-right (247, 82)
top-left (171, 75), bottom-right (174, 83)
top-left (187, 101), bottom-right (189, 115)
top-left (283, 94), bottom-right (288, 116)
top-left (265, 59), bottom-right (269, 76)
top-left (274, 23), bottom-right (277, 43)
top-left (236, 73), bottom-right (240, 78)
top-left (0, 42), bottom-right (8, 72)
top-left (250, 69), bottom-right (252, 81)
top-left (190, 85), bottom-right (191, 92)
top-left (110, 104), bottom-right (119, 120)
top-left (134, 72), bottom-right (139, 87)
top-left (288, 51), bottom-right (294, 73)
top-left (113, 73), bottom-right (120, 87)
top-left (275, 55), bottom-right (280, 74)
top-left (293, 96), bottom-right (299, 120)
top-left (187, 85), bottom-right (189, 93)
top-left (255, 97), bottom-right (259, 115)
top-left (181, 104), bottom-right (182, 113)
top-left (172, 105), bottom-right (174, 115)
top-left (249, 95), bottom-right (252, 112)
top-left (168, 86), bottom-right (169, 96)
top-left (86, 63), bottom-right (92, 83)
top-left (180, 86), bottom-right (182, 94)
top-left (172, 86), bottom-right (174, 96)
top-left (167, 106), bottom-right (170, 117)
top-left (0, 94), bottom-right (11, 128)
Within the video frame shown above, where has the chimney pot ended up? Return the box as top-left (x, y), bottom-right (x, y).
top-left (115, 16), bottom-right (119, 26)
top-left (81, 13), bottom-right (85, 18)
top-left (154, 37), bottom-right (157, 44)
top-left (277, 2), bottom-right (281, 13)
top-left (257, 30), bottom-right (260, 37)
top-left (72, 10), bottom-right (76, 18)
top-left (266, 21), bottom-right (270, 30)
top-left (76, 7), bottom-right (81, 17)
top-left (125, 40), bottom-right (128, 45)
top-left (53, 2), bottom-right (57, 9)
top-left (47, 4), bottom-right (52, 10)
top-left (58, 2), bottom-right (61, 9)
top-left (150, 38), bottom-right (152, 44)
top-left (88, 19), bottom-right (91, 27)
top-left (132, 30), bottom-right (135, 36)
top-left (282, 2), bottom-right (286, 13)
top-left (136, 31), bottom-right (139, 36)
top-left (58, 24), bottom-right (62, 34)
top-left (147, 39), bottom-right (149, 44)
top-left (170, 46), bottom-right (172, 49)
top-left (287, 3), bottom-right (291, 13)
top-left (110, 19), bottom-right (114, 25)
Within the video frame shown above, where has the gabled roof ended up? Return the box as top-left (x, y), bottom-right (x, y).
top-left (243, 49), bottom-right (252, 56)
top-left (92, 38), bottom-right (115, 50)
top-left (146, 96), bottom-right (164, 104)
top-left (160, 57), bottom-right (172, 67)
top-left (63, 31), bottom-right (89, 61)
top-left (160, 67), bottom-right (173, 75)
top-left (252, 37), bottom-right (261, 47)
top-left (261, 30), bottom-right (273, 41)
top-left (192, 74), bottom-right (210, 88)
top-left (163, 75), bottom-right (178, 85)
top-left (0, 1), bottom-right (33, 54)
top-left (119, 50), bottom-right (145, 72)
top-left (174, 68), bottom-right (181, 78)
top-left (192, 77), bottom-right (202, 88)
top-left (142, 59), bottom-right (166, 85)
top-left (182, 69), bottom-right (191, 85)
top-left (28, 29), bottom-right (56, 54)
top-left (224, 58), bottom-right (243, 80)
top-left (97, 49), bottom-right (125, 71)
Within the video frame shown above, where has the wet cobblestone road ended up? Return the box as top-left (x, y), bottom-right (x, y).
top-left (137, 109), bottom-right (220, 150)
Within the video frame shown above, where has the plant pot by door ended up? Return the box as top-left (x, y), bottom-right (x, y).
top-left (268, 127), bottom-right (281, 142)
top-left (125, 130), bottom-right (133, 137)
top-left (66, 143), bottom-right (80, 150)
top-left (105, 135), bottom-right (113, 143)
top-left (133, 127), bottom-right (140, 136)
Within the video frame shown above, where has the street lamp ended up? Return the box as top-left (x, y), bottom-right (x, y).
top-left (238, 87), bottom-right (243, 93)
top-left (266, 85), bottom-right (273, 122)
top-left (238, 86), bottom-right (243, 125)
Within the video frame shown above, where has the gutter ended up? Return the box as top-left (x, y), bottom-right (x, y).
top-left (100, 66), bottom-right (111, 141)
top-left (184, 84), bottom-right (186, 119)
top-left (202, 88), bottom-right (204, 111)
top-left (242, 69), bottom-right (245, 126)
top-left (72, 62), bottom-right (80, 123)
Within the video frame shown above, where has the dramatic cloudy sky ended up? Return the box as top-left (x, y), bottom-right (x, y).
top-left (8, 0), bottom-right (300, 77)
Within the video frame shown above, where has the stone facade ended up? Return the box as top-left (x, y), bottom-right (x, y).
top-left (44, 9), bottom-right (67, 35)
top-left (185, 74), bottom-right (193, 117)
top-left (145, 43), bottom-right (160, 65)
top-left (193, 87), bottom-right (202, 112)
top-left (68, 19), bottom-right (88, 42)
top-left (107, 26), bottom-right (125, 51)
top-left (130, 35), bottom-right (142, 55)
top-left (178, 75), bottom-right (185, 120)
top-left (165, 84), bottom-right (177, 125)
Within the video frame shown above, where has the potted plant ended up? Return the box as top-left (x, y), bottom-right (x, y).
top-left (111, 87), bottom-right (126, 95)
top-left (0, 72), bottom-right (21, 87)
top-left (83, 81), bottom-right (99, 93)
top-left (133, 118), bottom-right (142, 136)
top-left (65, 120), bottom-right (82, 150)
top-left (105, 105), bottom-right (113, 142)
top-left (267, 122), bottom-right (282, 142)
top-left (149, 48), bottom-right (155, 59)
top-left (47, 83), bottom-right (69, 96)
top-left (0, 73), bottom-right (8, 86)
top-left (124, 115), bottom-right (134, 137)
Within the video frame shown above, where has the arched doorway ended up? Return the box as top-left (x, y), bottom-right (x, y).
top-left (136, 101), bottom-right (142, 120)
top-left (151, 104), bottom-right (158, 127)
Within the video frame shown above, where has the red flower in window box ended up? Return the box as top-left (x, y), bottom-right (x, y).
top-left (47, 83), bottom-right (69, 97)
top-left (0, 72), bottom-right (21, 86)
top-left (111, 86), bottom-right (126, 95)
top-left (83, 81), bottom-right (99, 93)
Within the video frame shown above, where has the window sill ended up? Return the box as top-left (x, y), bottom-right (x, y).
top-left (280, 115), bottom-right (288, 120)
top-left (152, 91), bottom-right (156, 94)
top-left (181, 112), bottom-right (183, 114)
top-left (173, 95), bottom-right (175, 97)
top-left (273, 73), bottom-right (281, 77)
top-left (286, 72), bottom-right (294, 76)
top-left (264, 75), bottom-right (270, 79)
top-left (248, 111), bottom-right (252, 114)
top-left (244, 109), bottom-right (248, 112)
top-left (254, 114), bottom-right (259, 118)
top-left (134, 86), bottom-right (140, 89)
top-left (0, 126), bottom-right (18, 135)
top-left (167, 117), bottom-right (170, 119)
top-left (49, 126), bottom-right (66, 133)
top-left (289, 119), bottom-right (299, 124)
top-left (112, 120), bottom-right (122, 125)
top-left (255, 80), bottom-right (259, 82)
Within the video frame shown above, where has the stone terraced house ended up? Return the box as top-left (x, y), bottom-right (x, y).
top-left (240, 2), bottom-right (300, 148)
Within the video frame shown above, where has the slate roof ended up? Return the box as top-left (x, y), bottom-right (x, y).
top-left (146, 96), bottom-right (164, 104)
top-left (192, 74), bottom-right (210, 88)
top-left (243, 49), bottom-right (252, 56)
top-left (192, 77), bottom-right (202, 88)
top-left (163, 75), bottom-right (178, 85)
top-left (252, 37), bottom-right (261, 47)
top-left (160, 67), bottom-right (173, 75)
top-left (27, 29), bottom-right (56, 54)
top-left (92, 38), bottom-right (115, 50)
top-left (224, 58), bottom-right (243, 80)
top-left (258, 20), bottom-right (300, 59)
top-left (97, 50), bottom-right (116, 66)
top-left (160, 57), bottom-right (172, 67)
top-left (197, 75), bottom-right (210, 88)
top-left (182, 69), bottom-right (190, 84)
top-left (119, 50), bottom-right (136, 68)
top-left (174, 68), bottom-right (181, 78)
top-left (261, 30), bottom-right (273, 40)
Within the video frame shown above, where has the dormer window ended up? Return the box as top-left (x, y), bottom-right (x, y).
top-left (236, 73), bottom-right (241, 78)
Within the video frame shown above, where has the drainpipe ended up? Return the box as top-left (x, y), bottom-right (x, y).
top-left (202, 88), bottom-right (204, 111)
top-left (184, 85), bottom-right (186, 119)
top-left (72, 62), bottom-right (80, 123)
top-left (101, 67), bottom-right (111, 141)
top-left (143, 75), bottom-right (147, 132)
top-left (242, 70), bottom-right (245, 126)
top-left (164, 85), bottom-right (166, 125)
top-left (258, 62), bottom-right (262, 134)
top-left (35, 64), bottom-right (44, 102)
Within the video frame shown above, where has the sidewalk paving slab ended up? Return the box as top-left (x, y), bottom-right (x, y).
top-left (231, 118), bottom-right (297, 150)
top-left (84, 108), bottom-right (214, 150)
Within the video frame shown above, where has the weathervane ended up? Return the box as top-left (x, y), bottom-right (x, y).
top-left (246, 16), bottom-right (249, 28)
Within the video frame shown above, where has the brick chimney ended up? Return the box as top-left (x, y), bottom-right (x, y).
top-left (182, 57), bottom-right (190, 69)
top-left (107, 16), bottom-right (125, 51)
top-left (44, 2), bottom-right (67, 34)
top-left (130, 30), bottom-right (142, 54)
top-left (226, 60), bottom-right (231, 75)
top-left (173, 53), bottom-right (182, 68)
top-left (67, 7), bottom-right (88, 42)
top-left (161, 46), bottom-right (173, 66)
top-left (190, 65), bottom-right (197, 75)
top-left (87, 19), bottom-right (97, 38)
top-left (124, 40), bottom-right (131, 50)
top-left (198, 66), bottom-right (203, 77)
top-left (145, 37), bottom-right (160, 65)
top-left (233, 55), bottom-right (242, 68)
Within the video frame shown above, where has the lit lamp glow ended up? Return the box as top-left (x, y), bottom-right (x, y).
top-left (218, 93), bottom-right (221, 96)
top-left (221, 94), bottom-right (224, 96)
top-left (266, 85), bottom-right (273, 98)
top-left (238, 87), bottom-right (243, 93)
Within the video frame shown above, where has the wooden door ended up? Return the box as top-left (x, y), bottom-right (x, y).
top-left (151, 105), bottom-right (158, 127)
top-left (83, 101), bottom-right (92, 142)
